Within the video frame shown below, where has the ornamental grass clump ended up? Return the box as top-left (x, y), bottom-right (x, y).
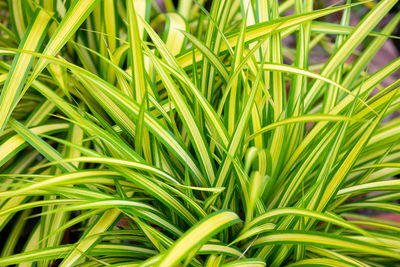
top-left (0, 0), bottom-right (400, 266)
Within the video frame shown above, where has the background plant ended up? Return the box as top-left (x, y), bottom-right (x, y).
top-left (0, 0), bottom-right (400, 266)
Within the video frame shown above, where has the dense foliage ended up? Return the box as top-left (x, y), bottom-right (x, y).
top-left (0, 0), bottom-right (400, 266)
